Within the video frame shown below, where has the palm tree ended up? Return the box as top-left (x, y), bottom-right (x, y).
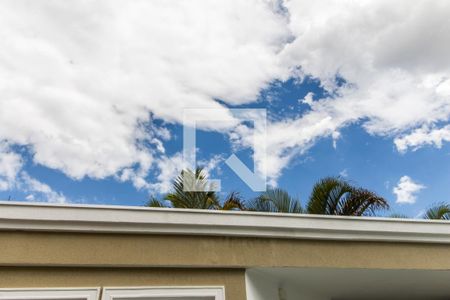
top-left (249, 177), bottom-right (388, 216)
top-left (247, 188), bottom-right (302, 213)
top-left (147, 196), bottom-right (166, 208)
top-left (388, 213), bottom-right (409, 219)
top-left (147, 168), bottom-right (245, 210)
top-left (165, 167), bottom-right (219, 209)
top-left (307, 177), bottom-right (389, 216)
top-left (220, 191), bottom-right (246, 210)
top-left (424, 203), bottom-right (450, 220)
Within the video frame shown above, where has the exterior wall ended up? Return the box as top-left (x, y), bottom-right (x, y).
top-left (1, 231), bottom-right (450, 270)
top-left (1, 231), bottom-right (450, 300)
top-left (245, 270), bottom-right (326, 300)
top-left (0, 267), bottom-right (247, 300)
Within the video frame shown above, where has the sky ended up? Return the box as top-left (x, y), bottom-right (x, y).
top-left (0, 0), bottom-right (449, 218)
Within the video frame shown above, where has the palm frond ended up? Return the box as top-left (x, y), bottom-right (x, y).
top-left (424, 203), bottom-right (450, 220)
top-left (308, 177), bottom-right (352, 215)
top-left (248, 188), bottom-right (302, 213)
top-left (388, 213), bottom-right (409, 219)
top-left (164, 167), bottom-right (220, 209)
top-left (342, 188), bottom-right (389, 216)
top-left (146, 197), bottom-right (168, 208)
top-left (246, 195), bottom-right (275, 212)
top-left (308, 177), bottom-right (389, 216)
top-left (221, 191), bottom-right (246, 210)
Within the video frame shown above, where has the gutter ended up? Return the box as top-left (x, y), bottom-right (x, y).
top-left (0, 201), bottom-right (449, 244)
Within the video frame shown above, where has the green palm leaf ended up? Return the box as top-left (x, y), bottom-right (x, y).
top-left (165, 167), bottom-right (220, 209)
top-left (424, 203), bottom-right (450, 220)
top-left (146, 197), bottom-right (167, 208)
top-left (220, 191), bottom-right (246, 210)
top-left (248, 188), bottom-right (303, 213)
top-left (308, 177), bottom-right (389, 216)
top-left (388, 213), bottom-right (409, 219)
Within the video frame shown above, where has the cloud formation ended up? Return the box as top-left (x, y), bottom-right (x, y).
top-left (394, 125), bottom-right (450, 153)
top-left (0, 0), bottom-right (449, 195)
top-left (0, 0), bottom-right (292, 193)
top-left (0, 143), bottom-right (67, 202)
top-left (0, 143), bottom-right (23, 191)
top-left (393, 176), bottom-right (425, 204)
top-left (256, 0), bottom-right (450, 183)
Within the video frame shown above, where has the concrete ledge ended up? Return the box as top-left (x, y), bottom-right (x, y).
top-left (0, 201), bottom-right (449, 243)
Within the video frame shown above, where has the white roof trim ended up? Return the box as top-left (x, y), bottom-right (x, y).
top-left (0, 201), bottom-right (449, 244)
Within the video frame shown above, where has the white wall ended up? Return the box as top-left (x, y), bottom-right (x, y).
top-left (246, 269), bottom-right (279, 300)
top-left (245, 269), bottom-right (327, 300)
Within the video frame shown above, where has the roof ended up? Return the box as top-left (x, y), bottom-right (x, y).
top-left (0, 201), bottom-right (449, 244)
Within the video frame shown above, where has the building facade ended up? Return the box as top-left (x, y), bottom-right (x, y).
top-left (0, 202), bottom-right (449, 299)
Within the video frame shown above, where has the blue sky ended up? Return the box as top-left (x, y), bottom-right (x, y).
top-left (1, 78), bottom-right (449, 217)
top-left (0, 0), bottom-right (449, 218)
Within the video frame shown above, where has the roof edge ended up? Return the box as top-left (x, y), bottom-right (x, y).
top-left (0, 201), bottom-right (449, 244)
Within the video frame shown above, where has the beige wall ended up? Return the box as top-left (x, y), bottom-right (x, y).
top-left (1, 231), bottom-right (450, 300)
top-left (1, 232), bottom-right (450, 270)
top-left (0, 267), bottom-right (247, 300)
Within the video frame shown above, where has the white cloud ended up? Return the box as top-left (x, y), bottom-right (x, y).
top-left (248, 0), bottom-right (450, 183)
top-left (0, 142), bottom-right (67, 202)
top-left (19, 172), bottom-right (67, 203)
top-left (0, 142), bottom-right (23, 190)
top-left (146, 153), bottom-right (186, 194)
top-left (300, 92), bottom-right (315, 106)
top-left (393, 176), bottom-right (425, 204)
top-left (394, 125), bottom-right (450, 153)
top-left (0, 0), bottom-right (449, 191)
top-left (0, 0), bottom-right (291, 184)
top-left (339, 169), bottom-right (349, 178)
top-left (198, 154), bottom-right (225, 178)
